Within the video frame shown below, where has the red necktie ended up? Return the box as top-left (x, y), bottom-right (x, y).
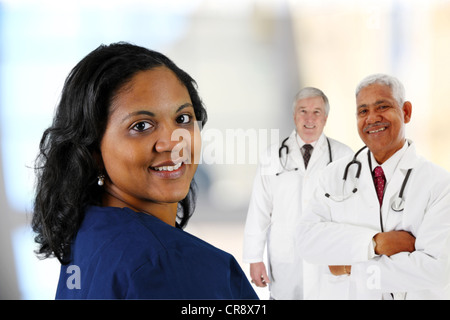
top-left (373, 166), bottom-right (386, 205)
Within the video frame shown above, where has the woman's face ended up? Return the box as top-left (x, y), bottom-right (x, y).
top-left (100, 66), bottom-right (201, 218)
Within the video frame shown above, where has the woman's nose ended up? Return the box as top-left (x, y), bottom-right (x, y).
top-left (154, 126), bottom-right (180, 153)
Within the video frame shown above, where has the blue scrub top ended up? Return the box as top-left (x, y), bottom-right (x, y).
top-left (55, 206), bottom-right (258, 299)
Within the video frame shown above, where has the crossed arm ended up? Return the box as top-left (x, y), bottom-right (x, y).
top-left (329, 230), bottom-right (416, 275)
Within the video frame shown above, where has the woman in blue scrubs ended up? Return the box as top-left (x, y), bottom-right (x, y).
top-left (32, 43), bottom-right (258, 299)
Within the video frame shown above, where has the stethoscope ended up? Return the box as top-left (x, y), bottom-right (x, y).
top-left (276, 136), bottom-right (332, 176)
top-left (325, 145), bottom-right (413, 228)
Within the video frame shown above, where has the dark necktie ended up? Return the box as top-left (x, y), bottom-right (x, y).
top-left (373, 166), bottom-right (386, 205)
top-left (303, 144), bottom-right (313, 169)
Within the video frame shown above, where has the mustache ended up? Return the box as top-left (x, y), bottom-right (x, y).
top-left (363, 122), bottom-right (390, 132)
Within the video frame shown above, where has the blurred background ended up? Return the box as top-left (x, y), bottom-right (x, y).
top-left (1, 0), bottom-right (449, 299)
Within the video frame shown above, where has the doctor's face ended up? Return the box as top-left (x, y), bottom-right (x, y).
top-left (100, 67), bottom-right (201, 213)
top-left (293, 96), bottom-right (328, 143)
top-left (356, 83), bottom-right (412, 164)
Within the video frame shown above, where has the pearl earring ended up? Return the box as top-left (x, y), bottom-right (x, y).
top-left (97, 174), bottom-right (105, 186)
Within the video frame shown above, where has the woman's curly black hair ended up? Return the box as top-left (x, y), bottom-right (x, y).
top-left (32, 42), bottom-right (207, 265)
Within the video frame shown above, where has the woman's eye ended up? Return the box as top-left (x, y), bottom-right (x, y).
top-left (176, 114), bottom-right (191, 124)
top-left (132, 121), bottom-right (152, 132)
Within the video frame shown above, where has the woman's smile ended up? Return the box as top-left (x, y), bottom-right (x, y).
top-left (150, 161), bottom-right (183, 172)
top-left (148, 161), bottom-right (187, 179)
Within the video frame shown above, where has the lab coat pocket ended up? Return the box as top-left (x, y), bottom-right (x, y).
top-left (269, 223), bottom-right (294, 263)
top-left (329, 201), bottom-right (358, 224)
top-left (318, 274), bottom-right (350, 300)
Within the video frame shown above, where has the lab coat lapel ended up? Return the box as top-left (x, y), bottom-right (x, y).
top-left (356, 148), bottom-right (383, 229)
top-left (382, 169), bottom-right (406, 231)
top-left (307, 134), bottom-right (327, 171)
top-left (396, 140), bottom-right (419, 171)
top-left (286, 132), bottom-right (327, 173)
top-left (286, 130), bottom-right (304, 171)
top-left (382, 141), bottom-right (419, 231)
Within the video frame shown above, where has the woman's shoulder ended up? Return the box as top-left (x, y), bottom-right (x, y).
top-left (77, 206), bottom-right (231, 262)
top-left (59, 206), bottom-right (254, 299)
top-left (79, 206), bottom-right (185, 251)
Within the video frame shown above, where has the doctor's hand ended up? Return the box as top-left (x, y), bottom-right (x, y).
top-left (250, 262), bottom-right (271, 287)
top-left (373, 230), bottom-right (416, 256)
top-left (329, 265), bottom-right (351, 276)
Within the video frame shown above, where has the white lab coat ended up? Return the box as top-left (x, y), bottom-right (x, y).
top-left (298, 140), bottom-right (450, 299)
top-left (243, 130), bottom-right (353, 299)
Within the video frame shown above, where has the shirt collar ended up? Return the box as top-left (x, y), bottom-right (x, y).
top-left (295, 132), bottom-right (321, 149)
top-left (370, 140), bottom-right (409, 183)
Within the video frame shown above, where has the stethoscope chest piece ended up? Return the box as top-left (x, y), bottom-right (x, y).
top-left (389, 168), bottom-right (412, 213)
top-left (391, 197), bottom-right (405, 212)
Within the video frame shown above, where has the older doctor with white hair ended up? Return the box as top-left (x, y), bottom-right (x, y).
top-left (298, 74), bottom-right (450, 299)
top-left (243, 87), bottom-right (352, 299)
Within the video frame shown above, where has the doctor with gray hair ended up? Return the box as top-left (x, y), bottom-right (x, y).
top-left (298, 73), bottom-right (450, 299)
top-left (243, 86), bottom-right (352, 299)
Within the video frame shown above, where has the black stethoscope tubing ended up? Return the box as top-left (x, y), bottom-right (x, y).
top-left (325, 144), bottom-right (413, 232)
top-left (276, 136), bottom-right (332, 176)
